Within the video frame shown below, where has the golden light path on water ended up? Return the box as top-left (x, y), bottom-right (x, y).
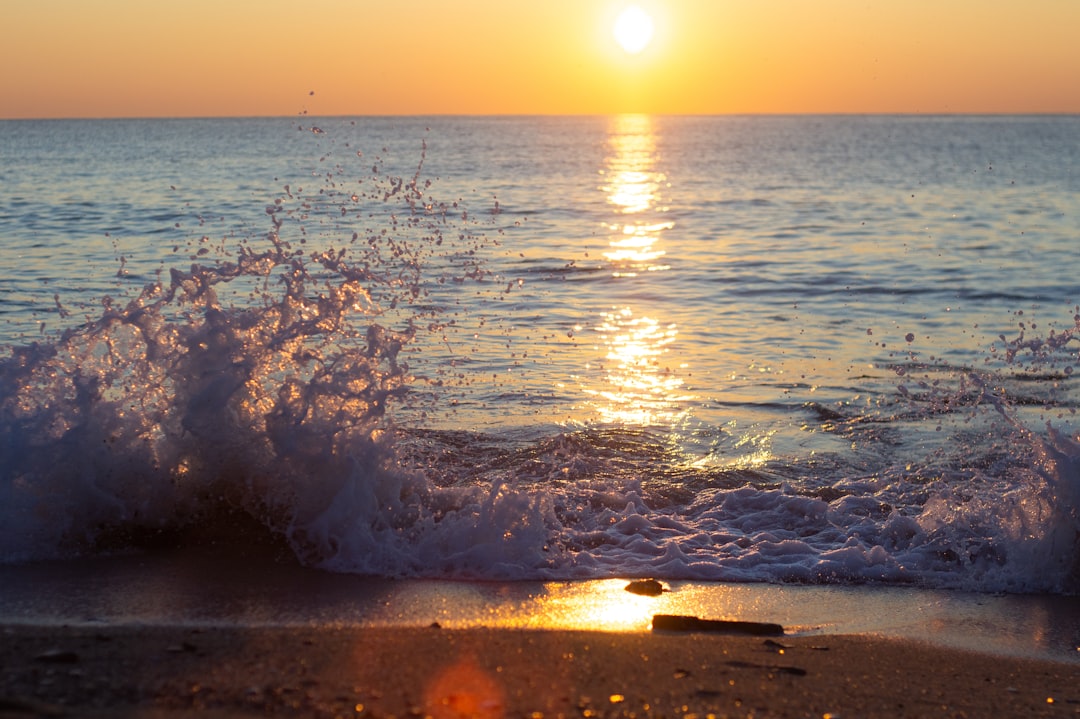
top-left (599, 114), bottom-right (672, 274)
top-left (580, 115), bottom-right (689, 426)
top-left (574, 116), bottom-right (780, 471)
top-left (582, 308), bottom-right (690, 425)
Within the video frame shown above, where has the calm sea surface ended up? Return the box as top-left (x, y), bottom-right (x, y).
top-left (1, 115), bottom-right (1078, 593)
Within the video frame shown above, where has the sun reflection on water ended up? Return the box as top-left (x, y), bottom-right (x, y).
top-left (599, 114), bottom-right (671, 276)
top-left (583, 307), bottom-right (691, 425)
top-left (579, 115), bottom-right (692, 425)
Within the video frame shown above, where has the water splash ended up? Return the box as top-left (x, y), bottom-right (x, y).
top-left (0, 127), bottom-right (500, 565)
top-left (883, 307), bottom-right (1080, 591)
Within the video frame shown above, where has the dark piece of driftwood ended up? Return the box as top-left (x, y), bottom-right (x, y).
top-left (652, 614), bottom-right (784, 636)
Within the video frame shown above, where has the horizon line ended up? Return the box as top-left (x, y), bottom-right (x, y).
top-left (4, 110), bottom-right (1080, 122)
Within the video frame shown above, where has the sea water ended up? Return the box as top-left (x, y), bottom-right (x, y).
top-left (1, 115), bottom-right (1078, 594)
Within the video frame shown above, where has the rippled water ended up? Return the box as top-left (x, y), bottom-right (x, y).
top-left (1, 115), bottom-right (1078, 592)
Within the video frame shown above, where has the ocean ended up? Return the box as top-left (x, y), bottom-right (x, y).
top-left (2, 114), bottom-right (1079, 596)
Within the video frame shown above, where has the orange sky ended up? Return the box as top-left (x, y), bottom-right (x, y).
top-left (2, 0), bottom-right (1078, 118)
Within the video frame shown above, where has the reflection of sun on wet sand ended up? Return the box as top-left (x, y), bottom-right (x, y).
top-left (2, 555), bottom-right (1079, 716)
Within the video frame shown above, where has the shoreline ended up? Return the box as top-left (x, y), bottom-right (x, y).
top-left (3, 552), bottom-right (1080, 716)
top-left (3, 551), bottom-right (1080, 663)
top-left (3, 624), bottom-right (1078, 718)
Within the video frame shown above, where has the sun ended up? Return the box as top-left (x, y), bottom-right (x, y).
top-left (613, 5), bottom-right (654, 55)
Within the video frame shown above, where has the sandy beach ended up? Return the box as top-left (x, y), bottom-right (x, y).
top-left (2, 623), bottom-right (1078, 718)
top-left (2, 547), bottom-right (1079, 718)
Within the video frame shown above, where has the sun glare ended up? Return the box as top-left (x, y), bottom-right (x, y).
top-left (613, 5), bottom-right (654, 55)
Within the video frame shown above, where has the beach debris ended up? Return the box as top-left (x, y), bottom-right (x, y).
top-left (763, 639), bottom-right (791, 652)
top-left (652, 614), bottom-right (784, 636)
top-left (726, 659), bottom-right (807, 676)
top-left (624, 579), bottom-right (666, 596)
top-left (33, 649), bottom-right (79, 664)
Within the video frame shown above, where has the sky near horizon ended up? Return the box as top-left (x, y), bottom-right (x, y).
top-left (2, 0), bottom-right (1078, 119)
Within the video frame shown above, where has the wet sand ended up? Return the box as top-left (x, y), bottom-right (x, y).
top-left (2, 547), bottom-right (1079, 717)
top-left (4, 551), bottom-right (1080, 662)
top-left (3, 623), bottom-right (1079, 718)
